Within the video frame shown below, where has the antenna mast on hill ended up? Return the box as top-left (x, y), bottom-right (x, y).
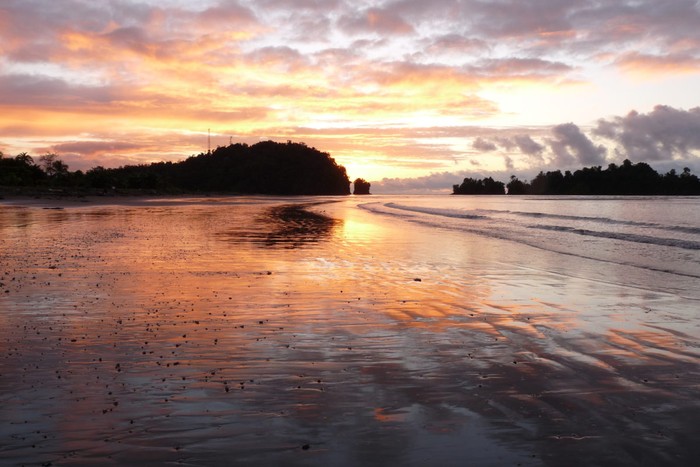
top-left (208, 128), bottom-right (211, 154)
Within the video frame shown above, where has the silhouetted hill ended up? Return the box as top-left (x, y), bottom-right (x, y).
top-left (159, 141), bottom-right (350, 195)
top-left (1, 141), bottom-right (352, 196)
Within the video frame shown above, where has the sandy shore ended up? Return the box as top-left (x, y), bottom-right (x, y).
top-left (1, 196), bottom-right (698, 466)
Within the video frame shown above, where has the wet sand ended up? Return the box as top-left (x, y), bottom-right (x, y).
top-left (1, 196), bottom-right (698, 466)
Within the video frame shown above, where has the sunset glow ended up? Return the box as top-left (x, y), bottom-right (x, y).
top-left (2, 1), bottom-right (700, 191)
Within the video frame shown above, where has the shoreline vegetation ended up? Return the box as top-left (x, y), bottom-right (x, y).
top-left (0, 140), bottom-right (363, 198)
top-left (453, 159), bottom-right (700, 195)
top-left (3, 141), bottom-right (698, 198)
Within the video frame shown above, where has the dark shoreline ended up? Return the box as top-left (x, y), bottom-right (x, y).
top-left (0, 185), bottom-right (167, 199)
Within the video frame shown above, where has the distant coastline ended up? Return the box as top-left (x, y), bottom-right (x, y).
top-left (453, 159), bottom-right (700, 195)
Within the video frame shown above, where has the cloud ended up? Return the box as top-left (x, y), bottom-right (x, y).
top-left (371, 165), bottom-right (535, 194)
top-left (102, 27), bottom-right (154, 56)
top-left (504, 156), bottom-right (515, 171)
top-left (372, 171), bottom-right (465, 194)
top-left (467, 1), bottom-right (574, 40)
top-left (0, 74), bottom-right (119, 107)
top-left (246, 46), bottom-right (309, 72)
top-left (33, 130), bottom-right (216, 171)
top-left (614, 52), bottom-right (700, 75)
top-left (424, 34), bottom-right (489, 56)
top-left (338, 7), bottom-right (414, 35)
top-left (490, 134), bottom-right (545, 156)
top-left (472, 137), bottom-right (497, 152)
top-left (471, 58), bottom-right (573, 80)
top-left (512, 135), bottom-right (545, 156)
top-left (549, 123), bottom-right (606, 167)
top-left (197, 2), bottom-right (258, 26)
top-left (595, 105), bottom-right (700, 161)
top-left (50, 141), bottom-right (144, 156)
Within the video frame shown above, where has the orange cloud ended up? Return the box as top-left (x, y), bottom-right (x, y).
top-left (615, 52), bottom-right (700, 76)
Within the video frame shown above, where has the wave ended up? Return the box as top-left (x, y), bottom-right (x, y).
top-left (529, 224), bottom-right (700, 251)
top-left (378, 203), bottom-right (700, 240)
top-left (384, 203), bottom-right (487, 220)
top-left (478, 209), bottom-right (700, 236)
top-left (359, 201), bottom-right (700, 283)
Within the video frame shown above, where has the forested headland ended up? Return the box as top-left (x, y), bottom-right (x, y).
top-left (0, 141), bottom-right (352, 196)
top-left (453, 160), bottom-right (700, 195)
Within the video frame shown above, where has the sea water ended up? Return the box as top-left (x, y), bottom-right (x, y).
top-left (1, 195), bottom-right (698, 466)
top-left (361, 195), bottom-right (700, 298)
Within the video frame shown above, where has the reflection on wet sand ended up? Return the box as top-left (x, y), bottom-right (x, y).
top-left (217, 202), bottom-right (341, 248)
top-left (0, 198), bottom-right (698, 466)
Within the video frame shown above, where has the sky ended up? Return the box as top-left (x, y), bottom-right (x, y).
top-left (2, 0), bottom-right (700, 192)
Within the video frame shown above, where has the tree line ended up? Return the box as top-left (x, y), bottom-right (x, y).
top-left (1, 141), bottom-right (356, 196)
top-left (454, 160), bottom-right (700, 195)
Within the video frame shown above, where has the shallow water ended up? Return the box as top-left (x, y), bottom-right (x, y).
top-left (1, 195), bottom-right (698, 466)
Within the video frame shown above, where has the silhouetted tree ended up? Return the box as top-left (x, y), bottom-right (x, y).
top-left (353, 178), bottom-right (371, 194)
top-left (0, 152), bottom-right (45, 186)
top-left (506, 175), bottom-right (528, 194)
top-left (453, 176), bottom-right (505, 194)
top-left (85, 166), bottom-right (115, 190)
top-left (500, 159), bottom-right (700, 195)
top-left (38, 154), bottom-right (69, 178)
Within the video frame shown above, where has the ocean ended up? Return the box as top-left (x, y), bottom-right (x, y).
top-left (361, 195), bottom-right (700, 298)
top-left (1, 195), bottom-right (698, 466)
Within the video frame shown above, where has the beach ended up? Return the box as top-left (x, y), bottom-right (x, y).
top-left (1, 195), bottom-right (699, 466)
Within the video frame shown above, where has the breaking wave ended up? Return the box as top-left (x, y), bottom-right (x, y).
top-left (360, 196), bottom-right (700, 283)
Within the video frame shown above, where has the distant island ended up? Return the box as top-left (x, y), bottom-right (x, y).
top-left (454, 160), bottom-right (700, 195)
top-left (0, 141), bottom-right (353, 196)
